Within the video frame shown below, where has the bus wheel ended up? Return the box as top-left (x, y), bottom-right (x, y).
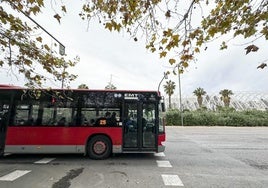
top-left (88, 135), bottom-right (111, 160)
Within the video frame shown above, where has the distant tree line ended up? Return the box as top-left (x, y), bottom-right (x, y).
top-left (163, 81), bottom-right (234, 109)
top-left (162, 82), bottom-right (268, 126)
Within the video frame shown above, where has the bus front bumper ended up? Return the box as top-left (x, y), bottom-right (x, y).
top-left (158, 145), bottom-right (165, 153)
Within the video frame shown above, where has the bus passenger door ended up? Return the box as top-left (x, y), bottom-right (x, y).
top-left (0, 110), bottom-right (8, 155)
top-left (123, 102), bottom-right (139, 148)
top-left (0, 93), bottom-right (12, 155)
top-left (141, 103), bottom-right (157, 149)
top-left (123, 102), bottom-right (157, 151)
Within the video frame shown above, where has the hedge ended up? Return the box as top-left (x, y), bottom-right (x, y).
top-left (165, 109), bottom-right (268, 126)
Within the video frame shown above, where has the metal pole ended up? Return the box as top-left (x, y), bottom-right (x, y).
top-left (109, 74), bottom-right (113, 89)
top-left (177, 65), bottom-right (184, 126)
top-left (7, 0), bottom-right (65, 55)
top-left (61, 66), bottom-right (65, 89)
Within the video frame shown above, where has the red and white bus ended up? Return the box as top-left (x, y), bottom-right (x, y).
top-left (0, 85), bottom-right (165, 159)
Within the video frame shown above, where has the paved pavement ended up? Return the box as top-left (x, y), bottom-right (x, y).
top-left (166, 126), bottom-right (268, 188)
top-left (0, 126), bottom-right (267, 187)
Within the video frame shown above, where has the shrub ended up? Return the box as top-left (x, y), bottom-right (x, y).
top-left (165, 109), bottom-right (181, 126)
top-left (165, 109), bottom-right (268, 126)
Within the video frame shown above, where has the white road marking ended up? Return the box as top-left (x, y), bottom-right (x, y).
top-left (161, 174), bottom-right (184, 186)
top-left (34, 158), bottom-right (56, 164)
top-left (3, 153), bottom-right (11, 156)
top-left (0, 170), bottom-right (31, 181)
top-left (154, 152), bottom-right (166, 157)
top-left (157, 160), bottom-right (172, 167)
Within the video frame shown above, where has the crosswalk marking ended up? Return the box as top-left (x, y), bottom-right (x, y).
top-left (34, 158), bottom-right (55, 164)
top-left (155, 153), bottom-right (184, 186)
top-left (157, 160), bottom-right (172, 167)
top-left (0, 170), bottom-right (31, 181)
top-left (161, 174), bottom-right (184, 186)
top-left (154, 152), bottom-right (166, 157)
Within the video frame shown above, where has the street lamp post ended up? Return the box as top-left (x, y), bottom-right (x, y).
top-left (8, 1), bottom-right (67, 88)
top-left (15, 5), bottom-right (65, 55)
top-left (177, 64), bottom-right (184, 126)
top-left (158, 72), bottom-right (168, 92)
top-left (61, 64), bottom-right (67, 89)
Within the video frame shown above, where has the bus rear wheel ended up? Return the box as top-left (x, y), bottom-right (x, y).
top-left (87, 135), bottom-right (111, 160)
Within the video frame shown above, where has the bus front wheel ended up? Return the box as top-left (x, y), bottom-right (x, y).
top-left (87, 135), bottom-right (111, 159)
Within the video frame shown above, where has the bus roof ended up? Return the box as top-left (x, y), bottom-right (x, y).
top-left (0, 84), bottom-right (23, 89)
top-left (0, 84), bottom-right (161, 95)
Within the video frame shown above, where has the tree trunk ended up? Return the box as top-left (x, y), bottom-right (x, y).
top-left (197, 96), bottom-right (203, 108)
top-left (168, 95), bottom-right (171, 109)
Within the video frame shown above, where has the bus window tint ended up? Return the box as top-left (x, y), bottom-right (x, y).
top-left (14, 104), bottom-right (38, 126)
top-left (142, 103), bottom-right (156, 148)
top-left (158, 103), bottom-right (165, 133)
top-left (142, 103), bottom-right (156, 129)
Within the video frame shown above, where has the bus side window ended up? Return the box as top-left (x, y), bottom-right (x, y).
top-left (89, 118), bottom-right (95, 125)
top-left (35, 117), bottom-right (42, 125)
top-left (24, 117), bottom-right (34, 126)
top-left (57, 117), bottom-right (66, 126)
top-left (0, 112), bottom-right (8, 131)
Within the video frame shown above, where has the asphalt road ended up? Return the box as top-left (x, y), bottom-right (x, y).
top-left (166, 126), bottom-right (268, 188)
top-left (0, 126), bottom-right (268, 188)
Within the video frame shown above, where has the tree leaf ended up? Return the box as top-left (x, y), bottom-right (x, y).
top-left (169, 58), bottom-right (176, 65)
top-left (160, 51), bottom-right (167, 58)
top-left (161, 38), bottom-right (168, 44)
top-left (61, 6), bottom-right (67, 13)
top-left (257, 63), bottom-right (267, 69)
top-left (182, 62), bottom-right (189, 68)
top-left (54, 14), bottom-right (61, 24)
top-left (43, 44), bottom-right (50, 51)
top-left (36, 37), bottom-right (42, 43)
top-left (245, 44), bottom-right (259, 55)
top-left (165, 10), bottom-right (171, 18)
top-left (105, 22), bottom-right (113, 31)
top-left (37, 0), bottom-right (44, 7)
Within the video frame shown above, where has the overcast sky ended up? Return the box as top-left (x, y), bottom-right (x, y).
top-left (1, 1), bottom-right (268, 97)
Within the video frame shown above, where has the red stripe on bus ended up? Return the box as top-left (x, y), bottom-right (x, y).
top-left (6, 127), bottom-right (122, 145)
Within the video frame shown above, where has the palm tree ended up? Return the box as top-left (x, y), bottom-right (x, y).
top-left (77, 84), bottom-right (89, 89)
top-left (163, 80), bottom-right (176, 109)
top-left (219, 89), bottom-right (233, 107)
top-left (193, 87), bottom-right (206, 108)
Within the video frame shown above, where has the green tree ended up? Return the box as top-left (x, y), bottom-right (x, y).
top-left (77, 84), bottom-right (89, 89)
top-left (105, 83), bottom-right (117, 90)
top-left (219, 89), bottom-right (234, 107)
top-left (163, 80), bottom-right (176, 109)
top-left (193, 87), bottom-right (207, 108)
top-left (1, 0), bottom-right (267, 89)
